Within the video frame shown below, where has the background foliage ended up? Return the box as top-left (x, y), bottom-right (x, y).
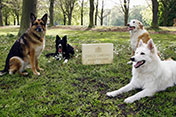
top-left (0, 0), bottom-right (176, 26)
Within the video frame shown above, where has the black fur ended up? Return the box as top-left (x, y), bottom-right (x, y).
top-left (0, 34), bottom-right (26, 73)
top-left (45, 35), bottom-right (74, 60)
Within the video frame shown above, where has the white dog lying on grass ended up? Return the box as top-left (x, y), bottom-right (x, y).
top-left (107, 39), bottom-right (176, 103)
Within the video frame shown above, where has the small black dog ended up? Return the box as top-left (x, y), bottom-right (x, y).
top-left (45, 35), bottom-right (74, 63)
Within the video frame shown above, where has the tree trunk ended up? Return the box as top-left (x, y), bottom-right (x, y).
top-left (151, 0), bottom-right (159, 28)
top-left (63, 13), bottom-right (66, 25)
top-left (0, 0), bottom-right (3, 26)
top-left (16, 14), bottom-right (20, 25)
top-left (124, 10), bottom-right (128, 26)
top-left (14, 16), bottom-right (16, 25)
top-left (88, 0), bottom-right (94, 28)
top-left (5, 15), bottom-right (8, 25)
top-left (95, 0), bottom-right (98, 26)
top-left (18, 0), bottom-right (37, 36)
top-left (100, 0), bottom-right (104, 26)
top-left (68, 13), bottom-right (72, 25)
top-left (49, 0), bottom-right (54, 26)
top-left (66, 0), bottom-right (75, 25)
top-left (81, 0), bottom-right (84, 25)
top-left (124, 0), bottom-right (129, 26)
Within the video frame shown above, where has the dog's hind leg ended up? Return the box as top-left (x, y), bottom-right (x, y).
top-left (9, 57), bottom-right (28, 76)
top-left (106, 83), bottom-right (134, 97)
top-left (124, 89), bottom-right (155, 103)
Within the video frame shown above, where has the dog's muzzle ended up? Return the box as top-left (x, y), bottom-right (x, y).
top-left (127, 24), bottom-right (135, 31)
top-left (35, 26), bottom-right (43, 32)
top-left (130, 57), bottom-right (135, 62)
top-left (134, 60), bottom-right (146, 68)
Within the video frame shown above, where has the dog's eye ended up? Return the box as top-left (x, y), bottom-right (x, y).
top-left (34, 22), bottom-right (38, 25)
top-left (40, 22), bottom-right (44, 25)
top-left (133, 21), bottom-right (135, 23)
top-left (141, 52), bottom-right (145, 55)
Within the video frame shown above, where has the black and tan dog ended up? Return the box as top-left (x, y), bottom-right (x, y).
top-left (0, 13), bottom-right (48, 76)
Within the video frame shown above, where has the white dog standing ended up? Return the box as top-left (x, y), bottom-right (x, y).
top-left (128, 19), bottom-right (150, 55)
top-left (106, 39), bottom-right (176, 103)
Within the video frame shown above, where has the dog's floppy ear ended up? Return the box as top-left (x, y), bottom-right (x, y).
top-left (139, 22), bottom-right (143, 29)
top-left (41, 13), bottom-right (48, 25)
top-left (62, 35), bottom-right (67, 44)
top-left (138, 39), bottom-right (143, 47)
top-left (147, 39), bottom-right (154, 52)
top-left (30, 13), bottom-right (36, 23)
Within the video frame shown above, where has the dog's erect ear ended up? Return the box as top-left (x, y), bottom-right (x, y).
top-left (62, 35), bottom-right (67, 43)
top-left (30, 13), bottom-right (36, 23)
top-left (41, 14), bottom-right (48, 25)
top-left (139, 22), bottom-right (143, 29)
top-left (56, 35), bottom-right (61, 41)
top-left (147, 39), bottom-right (154, 52)
top-left (138, 39), bottom-right (143, 47)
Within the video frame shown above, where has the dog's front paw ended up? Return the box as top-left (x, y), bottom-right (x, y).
top-left (63, 59), bottom-right (68, 64)
top-left (124, 97), bottom-right (135, 103)
top-left (106, 92), bottom-right (117, 97)
top-left (20, 72), bottom-right (29, 76)
top-left (34, 72), bottom-right (40, 76)
top-left (37, 67), bottom-right (44, 71)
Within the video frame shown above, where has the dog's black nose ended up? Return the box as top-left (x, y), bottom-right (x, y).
top-left (130, 57), bottom-right (135, 61)
top-left (36, 27), bottom-right (43, 32)
top-left (127, 24), bottom-right (130, 26)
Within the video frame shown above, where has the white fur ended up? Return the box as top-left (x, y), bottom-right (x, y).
top-left (107, 39), bottom-right (176, 103)
top-left (128, 19), bottom-right (148, 51)
top-left (35, 45), bottom-right (44, 58)
top-left (0, 72), bottom-right (6, 76)
top-left (63, 59), bottom-right (68, 64)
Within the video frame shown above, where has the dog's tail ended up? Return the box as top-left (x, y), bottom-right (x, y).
top-left (0, 70), bottom-right (7, 76)
top-left (0, 64), bottom-right (8, 76)
top-left (0, 57), bottom-right (9, 76)
top-left (45, 53), bottom-right (56, 58)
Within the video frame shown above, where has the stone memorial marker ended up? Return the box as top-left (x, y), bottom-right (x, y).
top-left (82, 43), bottom-right (113, 65)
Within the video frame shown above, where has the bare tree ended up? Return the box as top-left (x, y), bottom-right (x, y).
top-left (94, 0), bottom-right (98, 26)
top-left (98, 0), bottom-right (110, 26)
top-left (8, 0), bottom-right (21, 25)
top-left (151, 0), bottom-right (158, 28)
top-left (18, 0), bottom-right (37, 36)
top-left (56, 0), bottom-right (67, 25)
top-left (57, 0), bottom-right (76, 25)
top-left (65, 0), bottom-right (77, 25)
top-left (120, 0), bottom-right (130, 26)
top-left (88, 0), bottom-right (94, 28)
top-left (49, 0), bottom-right (55, 26)
top-left (80, 0), bottom-right (84, 25)
top-left (0, 0), bottom-right (3, 26)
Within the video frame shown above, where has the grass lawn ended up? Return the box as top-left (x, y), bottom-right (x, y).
top-left (0, 26), bottom-right (176, 116)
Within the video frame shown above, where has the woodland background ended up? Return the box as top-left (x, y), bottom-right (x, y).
top-left (0, 0), bottom-right (176, 35)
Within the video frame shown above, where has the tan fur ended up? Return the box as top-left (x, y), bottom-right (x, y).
top-left (8, 14), bottom-right (47, 76)
top-left (137, 32), bottom-right (150, 47)
top-left (128, 20), bottom-right (154, 56)
top-left (9, 57), bottom-right (22, 74)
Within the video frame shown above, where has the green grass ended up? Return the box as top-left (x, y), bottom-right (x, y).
top-left (0, 26), bottom-right (176, 116)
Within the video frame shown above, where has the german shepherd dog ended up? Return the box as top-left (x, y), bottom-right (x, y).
top-left (45, 35), bottom-right (75, 63)
top-left (0, 13), bottom-right (48, 76)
